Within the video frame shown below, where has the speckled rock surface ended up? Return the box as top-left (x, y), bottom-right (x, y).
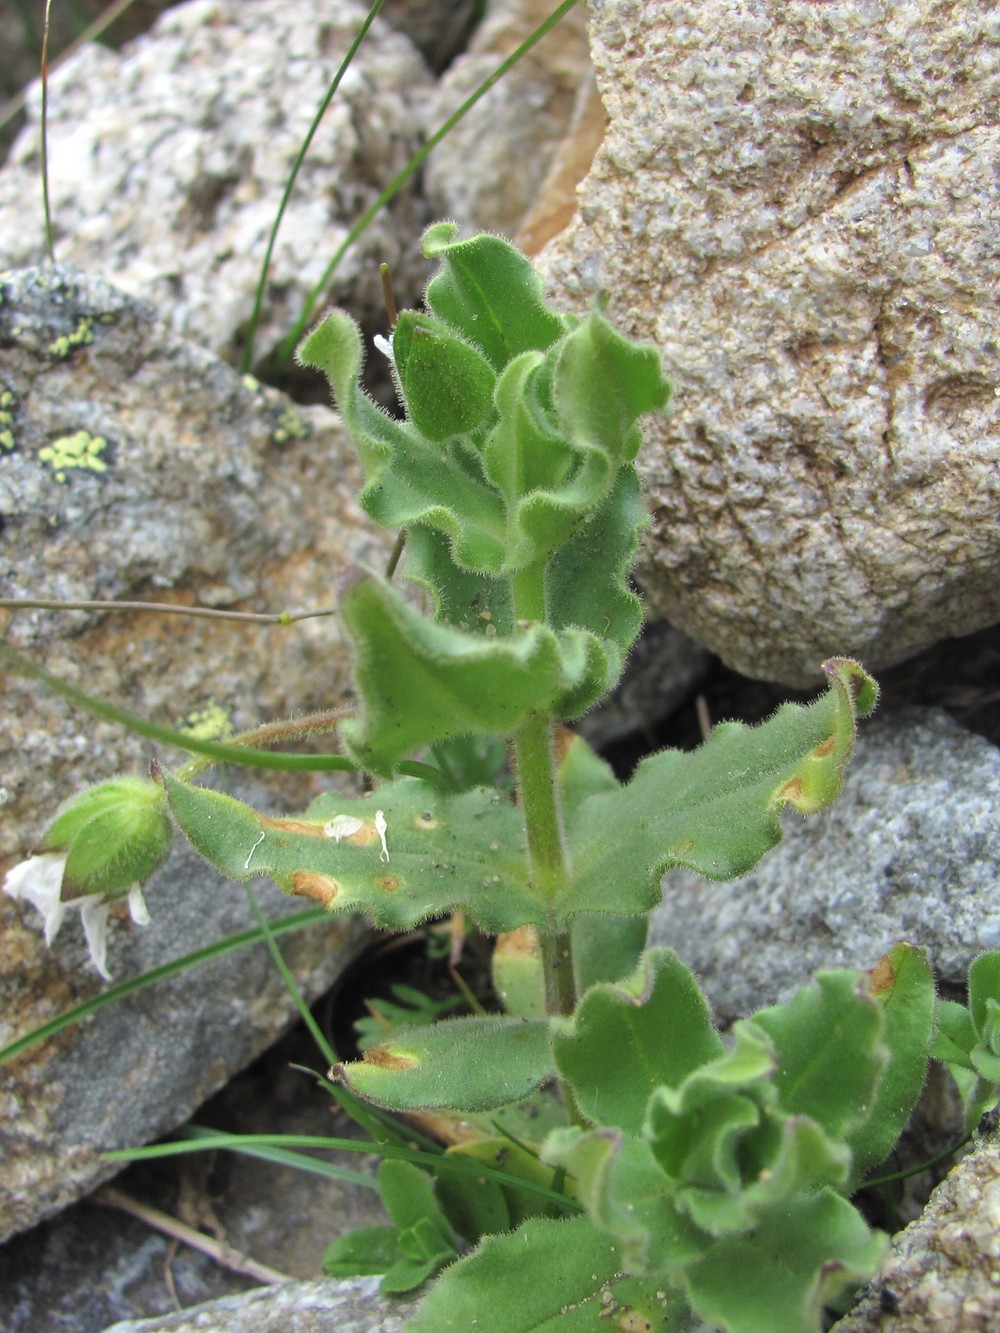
top-left (0, 264), bottom-right (388, 1241)
top-left (650, 709), bottom-right (1000, 1022)
top-left (424, 0), bottom-right (595, 240)
top-left (0, 0), bottom-right (432, 369)
top-left (832, 1128), bottom-right (1000, 1333)
top-left (538, 0), bottom-right (1000, 685)
top-left (102, 1278), bottom-right (418, 1333)
top-left (0, 263), bottom-right (390, 868)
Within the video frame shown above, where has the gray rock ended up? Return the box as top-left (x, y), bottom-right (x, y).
top-left (101, 1277), bottom-right (418, 1333)
top-left (538, 0), bottom-right (1000, 685)
top-left (0, 807), bottom-right (371, 1246)
top-left (0, 0), bottom-right (433, 369)
top-left (0, 263), bottom-right (392, 1240)
top-left (649, 709), bottom-right (1000, 1022)
top-left (579, 617), bottom-right (710, 751)
top-left (0, 262), bottom-right (390, 870)
top-left (0, 1032), bottom-right (390, 1333)
top-left (832, 1127), bottom-right (1000, 1333)
top-left (423, 0), bottom-right (594, 240)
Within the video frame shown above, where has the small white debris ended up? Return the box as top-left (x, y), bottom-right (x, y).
top-left (323, 815), bottom-right (365, 841)
top-left (375, 810), bottom-right (389, 862)
top-left (244, 831), bottom-right (265, 869)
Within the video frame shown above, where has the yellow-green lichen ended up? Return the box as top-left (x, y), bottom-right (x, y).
top-left (0, 388), bottom-right (14, 452)
top-left (273, 404), bottom-right (308, 444)
top-left (39, 430), bottom-right (108, 483)
top-left (47, 317), bottom-right (95, 359)
top-left (180, 701), bottom-right (234, 742)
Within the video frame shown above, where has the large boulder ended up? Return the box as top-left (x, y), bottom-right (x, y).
top-left (537, 0), bottom-right (1000, 685)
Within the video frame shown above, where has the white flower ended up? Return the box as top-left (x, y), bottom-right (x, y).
top-left (373, 333), bottom-right (395, 365)
top-left (3, 855), bottom-right (151, 981)
top-left (3, 853), bottom-right (69, 944)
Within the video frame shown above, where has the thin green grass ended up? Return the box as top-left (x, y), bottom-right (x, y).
top-left (0, 908), bottom-right (329, 1065)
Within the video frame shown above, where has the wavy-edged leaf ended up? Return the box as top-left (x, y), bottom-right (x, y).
top-left (297, 311), bottom-right (508, 573)
top-left (750, 969), bottom-right (886, 1144)
top-left (334, 1015), bottom-right (553, 1112)
top-left (560, 659), bottom-right (878, 924)
top-left (422, 221), bottom-right (569, 369)
top-left (337, 569), bottom-right (605, 774)
top-left (408, 1214), bottom-right (690, 1332)
top-left (162, 772), bottom-right (544, 934)
top-left (552, 949), bottom-right (723, 1134)
top-left (846, 944), bottom-right (935, 1186)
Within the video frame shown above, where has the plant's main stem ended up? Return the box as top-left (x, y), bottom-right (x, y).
top-left (510, 561), bottom-right (578, 1020)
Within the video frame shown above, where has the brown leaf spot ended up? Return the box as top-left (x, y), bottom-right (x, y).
top-left (290, 871), bottom-right (339, 905)
top-left (376, 875), bottom-right (402, 892)
top-left (413, 811), bottom-right (439, 830)
top-left (617, 1313), bottom-right (653, 1332)
top-left (868, 954), bottom-right (896, 996)
top-left (495, 925), bottom-right (539, 959)
top-left (811, 735), bottom-right (836, 759)
top-left (346, 823), bottom-right (379, 848)
top-left (259, 815), bottom-right (326, 838)
top-left (363, 1044), bottom-right (417, 1071)
top-left (670, 839), bottom-right (695, 857)
top-left (777, 776), bottom-right (803, 804)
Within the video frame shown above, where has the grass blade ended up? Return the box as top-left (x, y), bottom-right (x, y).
top-left (242, 0), bottom-right (388, 372)
top-left (277, 0), bottom-right (581, 370)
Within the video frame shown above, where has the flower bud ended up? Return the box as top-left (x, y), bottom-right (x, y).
top-left (43, 777), bottom-right (172, 901)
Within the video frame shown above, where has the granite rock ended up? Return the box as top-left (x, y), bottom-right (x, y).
top-left (0, 0), bottom-right (433, 370)
top-left (0, 264), bottom-right (391, 1240)
top-left (832, 1127), bottom-right (1000, 1333)
top-left (538, 0), bottom-right (1000, 685)
top-left (423, 0), bottom-right (595, 241)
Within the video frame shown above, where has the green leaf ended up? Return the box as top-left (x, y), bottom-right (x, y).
top-left (444, 1136), bottom-right (569, 1228)
top-left (378, 1159), bottom-right (458, 1288)
top-left (298, 312), bottom-right (508, 574)
top-left (392, 311), bottom-right (496, 441)
top-left (162, 771), bottom-right (545, 934)
top-left (432, 1157), bottom-right (512, 1242)
top-left (322, 1224), bottom-right (402, 1278)
top-left (334, 1015), bottom-right (553, 1112)
top-left (846, 944), bottom-right (935, 1186)
top-left (542, 1127), bottom-right (704, 1274)
top-left (969, 952), bottom-right (1000, 1044)
top-left (407, 1214), bottom-right (690, 1332)
top-left (422, 222), bottom-right (568, 369)
top-left (552, 949), bottom-right (724, 1133)
top-left (682, 1191), bottom-right (886, 1333)
top-left (336, 569), bottom-right (600, 775)
top-left (561, 659), bottom-right (877, 924)
top-left (750, 969), bottom-right (887, 1144)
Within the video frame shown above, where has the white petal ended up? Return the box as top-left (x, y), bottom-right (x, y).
top-left (79, 897), bottom-right (113, 982)
top-left (373, 333), bottom-right (395, 364)
top-left (3, 853), bottom-right (70, 944)
top-left (127, 885), bottom-right (151, 926)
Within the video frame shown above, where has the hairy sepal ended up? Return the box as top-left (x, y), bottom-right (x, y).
top-left (558, 659), bottom-right (878, 925)
top-left (161, 772), bottom-right (544, 934)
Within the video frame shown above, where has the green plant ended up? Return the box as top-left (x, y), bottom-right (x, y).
top-left (11, 222), bottom-right (994, 1330)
